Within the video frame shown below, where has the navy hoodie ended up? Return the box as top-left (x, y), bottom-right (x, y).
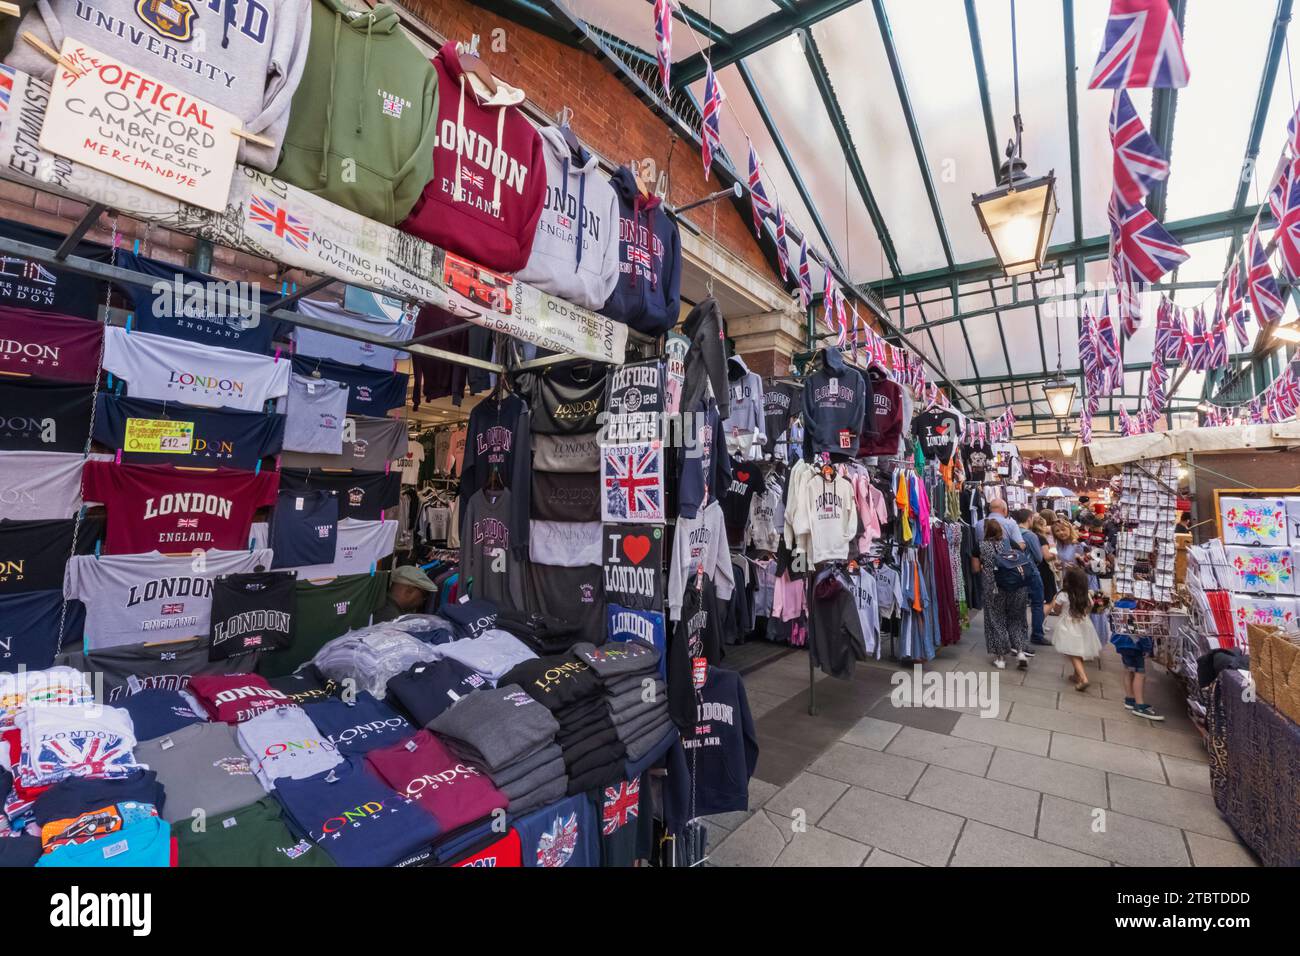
top-left (600, 167), bottom-right (682, 336)
top-left (664, 667), bottom-right (758, 831)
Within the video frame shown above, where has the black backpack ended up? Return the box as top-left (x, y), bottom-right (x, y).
top-left (993, 547), bottom-right (1032, 590)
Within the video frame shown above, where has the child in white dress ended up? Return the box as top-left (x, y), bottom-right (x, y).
top-left (1047, 565), bottom-right (1099, 691)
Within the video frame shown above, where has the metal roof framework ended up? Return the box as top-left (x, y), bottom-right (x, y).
top-left (480, 0), bottom-right (1299, 435)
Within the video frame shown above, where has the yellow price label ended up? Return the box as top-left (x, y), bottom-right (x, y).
top-left (124, 417), bottom-right (194, 455)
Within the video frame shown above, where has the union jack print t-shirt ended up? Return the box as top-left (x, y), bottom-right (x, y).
top-left (15, 703), bottom-right (141, 788)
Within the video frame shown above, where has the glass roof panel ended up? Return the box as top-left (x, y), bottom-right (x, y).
top-left (1163, 1), bottom-right (1276, 221)
top-left (806, 1), bottom-right (951, 271)
top-left (743, 39), bottom-right (889, 283)
top-left (680, 0), bottom-right (778, 34)
top-left (973, 0), bottom-right (1074, 248)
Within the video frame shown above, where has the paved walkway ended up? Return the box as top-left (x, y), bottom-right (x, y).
top-left (705, 612), bottom-right (1259, 867)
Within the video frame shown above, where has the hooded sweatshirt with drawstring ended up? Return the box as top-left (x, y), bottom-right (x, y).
top-left (600, 166), bottom-right (682, 337)
top-left (400, 42), bottom-right (546, 274)
top-left (5, 0), bottom-right (312, 172)
top-left (274, 0), bottom-right (437, 225)
top-left (514, 127), bottom-right (619, 310)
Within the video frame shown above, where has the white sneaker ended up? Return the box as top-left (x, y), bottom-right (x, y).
top-left (1021, 648), bottom-right (1036, 658)
top-left (993, 657), bottom-right (1006, 670)
top-left (1016, 652), bottom-right (1030, 670)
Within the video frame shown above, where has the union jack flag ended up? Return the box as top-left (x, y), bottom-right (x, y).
top-left (1277, 163), bottom-right (1300, 282)
top-left (775, 206), bottom-right (790, 281)
top-left (1119, 405), bottom-right (1134, 436)
top-left (747, 140), bottom-right (771, 238)
top-left (1080, 408), bottom-right (1093, 445)
top-left (1110, 193), bottom-right (1189, 284)
top-left (1184, 306), bottom-right (1208, 372)
top-left (653, 0), bottom-right (674, 94)
top-left (1088, 0), bottom-right (1189, 90)
top-left (823, 264), bottom-right (836, 333)
top-left (602, 443), bottom-right (663, 522)
top-left (1207, 315), bottom-right (1228, 369)
top-left (701, 63), bottom-right (723, 179)
top-left (28, 730), bottom-right (137, 785)
top-left (1247, 223), bottom-right (1285, 326)
top-left (834, 286), bottom-right (848, 348)
top-left (1288, 102), bottom-right (1300, 156)
top-left (459, 167), bottom-right (486, 191)
top-left (177, 518), bottom-right (199, 528)
top-left (797, 235), bottom-right (812, 310)
top-left (1109, 89), bottom-right (1169, 205)
top-left (1153, 297), bottom-right (1185, 360)
top-left (249, 195), bottom-right (310, 252)
top-left (1096, 293), bottom-right (1120, 363)
top-left (1269, 159), bottom-right (1291, 225)
top-left (1224, 256), bottom-right (1250, 347)
top-left (0, 66), bottom-right (13, 113)
top-left (602, 778), bottom-right (640, 835)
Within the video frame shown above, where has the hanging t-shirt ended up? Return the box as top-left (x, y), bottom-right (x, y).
top-left (94, 393), bottom-right (286, 470)
top-left (295, 298), bottom-right (415, 370)
top-left (102, 327), bottom-right (291, 411)
top-left (268, 490), bottom-right (339, 570)
top-left (209, 571), bottom-right (298, 661)
top-left (278, 469), bottom-right (400, 521)
top-left (258, 573), bottom-right (383, 679)
top-left (280, 415), bottom-right (407, 471)
top-left (113, 251), bottom-right (288, 354)
top-left (0, 307), bottom-right (104, 382)
top-left (0, 450), bottom-right (96, 520)
top-left (531, 432), bottom-right (600, 473)
top-left (0, 220), bottom-right (108, 316)
top-left (762, 382), bottom-right (800, 459)
top-left (525, 563), bottom-right (604, 640)
top-left (133, 721), bottom-right (265, 824)
top-left (531, 470), bottom-right (600, 523)
top-left (604, 359), bottom-right (665, 443)
top-left (460, 488), bottom-right (527, 611)
top-left (447, 425), bottom-right (467, 476)
top-left (394, 440), bottom-right (424, 486)
top-left (64, 548), bottom-right (274, 651)
top-left (0, 378), bottom-right (92, 451)
top-left (366, 729), bottom-right (506, 832)
top-left (236, 705), bottom-right (342, 790)
top-left (513, 793), bottom-right (600, 868)
top-left (273, 756), bottom-right (441, 868)
top-left (529, 520), bottom-right (601, 568)
top-left (913, 407), bottom-right (961, 464)
top-left (277, 374), bottom-right (349, 454)
top-left (600, 442), bottom-right (665, 524)
top-left (81, 461), bottom-right (279, 554)
top-left (302, 693), bottom-right (412, 756)
top-left (287, 518), bottom-right (396, 580)
top-left (521, 364), bottom-right (607, 435)
top-left (719, 458), bottom-right (765, 545)
top-left (289, 355), bottom-right (407, 416)
top-left (602, 524), bottom-right (663, 611)
top-left (0, 516), bottom-right (102, 594)
top-left (0, 589), bottom-right (84, 672)
top-left (175, 797), bottom-right (335, 868)
top-left (963, 441), bottom-right (994, 482)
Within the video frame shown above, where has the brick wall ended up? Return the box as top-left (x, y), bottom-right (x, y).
top-left (405, 0), bottom-right (775, 279)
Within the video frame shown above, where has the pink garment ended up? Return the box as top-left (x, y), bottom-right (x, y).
top-left (852, 474), bottom-right (888, 552)
top-left (772, 572), bottom-right (807, 622)
top-left (915, 474), bottom-right (932, 547)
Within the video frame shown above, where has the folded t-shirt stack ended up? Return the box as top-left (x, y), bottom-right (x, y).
top-left (500, 654), bottom-right (626, 796)
top-left (572, 640), bottom-right (673, 764)
top-left (440, 599), bottom-right (499, 640)
top-left (493, 608), bottom-right (583, 656)
top-left (366, 729), bottom-right (508, 833)
top-left (428, 685), bottom-right (565, 814)
top-left (434, 629), bottom-right (536, 685)
top-left (385, 658), bottom-right (490, 725)
top-left (312, 625), bottom-right (441, 698)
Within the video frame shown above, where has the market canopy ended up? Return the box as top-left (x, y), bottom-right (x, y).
top-left (496, 0), bottom-right (1300, 434)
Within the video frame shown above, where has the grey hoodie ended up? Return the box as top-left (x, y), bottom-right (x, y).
top-left (514, 127), bottom-right (620, 310)
top-left (723, 354), bottom-right (766, 458)
top-left (5, 0), bottom-right (312, 171)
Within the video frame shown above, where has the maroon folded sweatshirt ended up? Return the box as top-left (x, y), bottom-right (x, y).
top-left (366, 730), bottom-right (509, 830)
top-left (400, 42), bottom-right (546, 274)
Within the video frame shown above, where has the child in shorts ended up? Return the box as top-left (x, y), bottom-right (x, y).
top-left (1111, 631), bottom-right (1164, 722)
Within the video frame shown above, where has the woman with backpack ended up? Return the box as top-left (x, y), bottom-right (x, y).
top-left (975, 520), bottom-right (1030, 670)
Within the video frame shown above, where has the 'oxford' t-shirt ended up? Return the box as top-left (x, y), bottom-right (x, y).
top-left (82, 461), bottom-right (279, 554)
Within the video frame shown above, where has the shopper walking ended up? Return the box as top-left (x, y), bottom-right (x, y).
top-left (1032, 514), bottom-right (1057, 604)
top-left (1047, 565), bottom-right (1099, 691)
top-left (976, 521), bottom-right (1030, 670)
top-left (1013, 509), bottom-right (1047, 647)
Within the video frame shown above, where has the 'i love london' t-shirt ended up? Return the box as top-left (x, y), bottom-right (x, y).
top-left (102, 326), bottom-right (291, 411)
top-left (82, 461), bottom-right (279, 553)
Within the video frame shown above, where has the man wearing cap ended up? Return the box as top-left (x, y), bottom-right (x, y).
top-left (374, 565), bottom-right (437, 623)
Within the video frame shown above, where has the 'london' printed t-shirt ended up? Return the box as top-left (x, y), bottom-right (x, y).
top-left (208, 571), bottom-right (298, 661)
top-left (0, 450), bottom-right (103, 520)
top-left (0, 378), bottom-right (92, 451)
top-left (102, 326), bottom-right (291, 411)
top-left (64, 548), bottom-right (274, 651)
top-left (93, 393), bottom-right (286, 470)
top-left (82, 462), bottom-right (279, 554)
top-left (0, 306), bottom-right (104, 382)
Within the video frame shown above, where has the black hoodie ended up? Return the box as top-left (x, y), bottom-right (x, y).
top-left (600, 167), bottom-right (682, 336)
top-left (679, 298), bottom-right (730, 421)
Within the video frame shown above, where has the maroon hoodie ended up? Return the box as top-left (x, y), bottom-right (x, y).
top-left (400, 43), bottom-right (546, 274)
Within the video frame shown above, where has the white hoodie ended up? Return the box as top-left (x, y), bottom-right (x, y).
top-left (515, 127), bottom-right (620, 309)
top-left (668, 500), bottom-right (735, 621)
top-left (784, 461), bottom-right (858, 565)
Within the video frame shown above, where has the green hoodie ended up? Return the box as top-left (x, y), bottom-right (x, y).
top-left (274, 0), bottom-right (438, 226)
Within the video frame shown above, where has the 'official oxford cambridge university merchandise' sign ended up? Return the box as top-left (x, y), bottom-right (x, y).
top-left (0, 66), bottom-right (626, 364)
top-left (39, 40), bottom-right (240, 211)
